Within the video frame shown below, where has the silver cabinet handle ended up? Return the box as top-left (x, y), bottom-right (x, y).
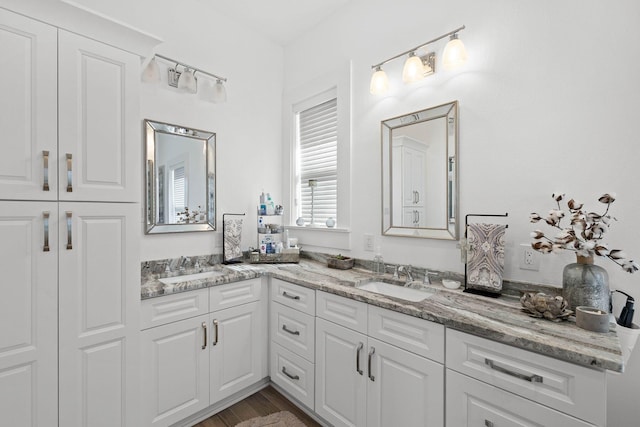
top-left (282, 291), bottom-right (300, 300)
top-left (415, 191), bottom-right (419, 204)
top-left (43, 211), bottom-right (50, 252)
top-left (66, 153), bottom-right (73, 192)
top-left (42, 151), bottom-right (50, 191)
top-left (368, 346), bottom-right (375, 381)
top-left (356, 342), bottom-right (363, 375)
top-left (65, 211), bottom-right (73, 250)
top-left (202, 322), bottom-right (207, 350)
top-left (485, 420), bottom-right (494, 427)
top-left (416, 210), bottom-right (420, 225)
top-left (282, 366), bottom-right (299, 381)
top-left (212, 319), bottom-right (219, 345)
top-left (484, 358), bottom-right (543, 383)
top-left (282, 324), bottom-right (300, 336)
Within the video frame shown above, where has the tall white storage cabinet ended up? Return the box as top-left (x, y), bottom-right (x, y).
top-left (0, 8), bottom-right (141, 427)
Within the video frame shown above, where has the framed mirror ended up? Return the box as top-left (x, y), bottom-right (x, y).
top-left (381, 101), bottom-right (458, 240)
top-left (145, 119), bottom-right (216, 234)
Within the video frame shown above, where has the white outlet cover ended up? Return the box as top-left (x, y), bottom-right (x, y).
top-left (519, 244), bottom-right (540, 271)
top-left (364, 233), bottom-right (374, 251)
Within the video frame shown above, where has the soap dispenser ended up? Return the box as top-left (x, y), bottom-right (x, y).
top-left (373, 247), bottom-right (385, 276)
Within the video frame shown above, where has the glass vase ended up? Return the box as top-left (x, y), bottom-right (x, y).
top-left (562, 255), bottom-right (610, 312)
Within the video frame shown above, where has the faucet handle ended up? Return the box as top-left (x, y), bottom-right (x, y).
top-left (393, 265), bottom-right (400, 279)
top-left (423, 271), bottom-right (438, 284)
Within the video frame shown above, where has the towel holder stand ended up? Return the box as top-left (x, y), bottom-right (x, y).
top-left (222, 213), bottom-right (246, 264)
top-left (463, 213), bottom-right (509, 298)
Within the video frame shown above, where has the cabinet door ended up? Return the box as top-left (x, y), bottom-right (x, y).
top-left (367, 337), bottom-right (444, 427)
top-left (141, 315), bottom-right (210, 427)
top-left (58, 30), bottom-right (140, 202)
top-left (58, 202), bottom-right (140, 427)
top-left (210, 300), bottom-right (266, 403)
top-left (0, 9), bottom-right (57, 200)
top-left (0, 201), bottom-right (57, 426)
top-left (315, 318), bottom-right (367, 427)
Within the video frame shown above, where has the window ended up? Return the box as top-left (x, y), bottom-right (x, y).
top-left (168, 162), bottom-right (186, 223)
top-left (295, 94), bottom-right (338, 226)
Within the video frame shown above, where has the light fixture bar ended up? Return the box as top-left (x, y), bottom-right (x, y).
top-left (371, 25), bottom-right (465, 69)
top-left (154, 54), bottom-right (227, 82)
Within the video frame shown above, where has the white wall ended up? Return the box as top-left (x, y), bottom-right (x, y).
top-left (282, 0), bottom-right (640, 424)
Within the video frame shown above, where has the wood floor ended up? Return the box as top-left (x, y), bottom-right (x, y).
top-left (194, 386), bottom-right (322, 427)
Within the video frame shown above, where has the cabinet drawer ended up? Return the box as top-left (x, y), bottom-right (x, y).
top-left (141, 288), bottom-right (209, 330)
top-left (316, 291), bottom-right (367, 334)
top-left (210, 278), bottom-right (262, 312)
top-left (271, 343), bottom-right (315, 410)
top-left (447, 329), bottom-right (606, 426)
top-left (271, 302), bottom-right (315, 362)
top-left (368, 305), bottom-right (444, 363)
top-left (271, 278), bottom-right (315, 314)
top-left (446, 370), bottom-right (592, 427)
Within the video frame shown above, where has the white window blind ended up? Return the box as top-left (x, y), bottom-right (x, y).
top-left (297, 97), bottom-right (338, 226)
top-left (170, 165), bottom-right (185, 222)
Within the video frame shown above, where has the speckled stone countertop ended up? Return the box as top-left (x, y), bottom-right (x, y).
top-left (141, 259), bottom-right (624, 372)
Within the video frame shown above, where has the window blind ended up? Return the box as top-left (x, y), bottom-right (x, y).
top-left (171, 166), bottom-right (185, 222)
top-left (298, 98), bottom-right (337, 226)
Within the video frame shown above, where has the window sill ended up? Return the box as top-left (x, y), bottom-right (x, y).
top-left (285, 225), bottom-right (351, 251)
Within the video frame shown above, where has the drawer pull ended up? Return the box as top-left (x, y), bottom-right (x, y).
top-left (282, 291), bottom-right (300, 300)
top-left (66, 153), bottom-right (73, 192)
top-left (42, 150), bottom-right (50, 191)
top-left (43, 211), bottom-right (50, 252)
top-left (368, 346), bottom-right (375, 381)
top-left (484, 358), bottom-right (543, 383)
top-left (202, 322), bottom-right (207, 350)
top-left (66, 211), bottom-right (73, 250)
top-left (282, 324), bottom-right (300, 336)
top-left (282, 366), bottom-right (299, 380)
top-left (356, 342), bottom-right (363, 375)
top-left (213, 319), bottom-right (219, 345)
top-left (485, 420), bottom-right (494, 427)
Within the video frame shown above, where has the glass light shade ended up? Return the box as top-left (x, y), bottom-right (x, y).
top-left (402, 54), bottom-right (425, 83)
top-left (370, 67), bottom-right (389, 95)
top-left (177, 68), bottom-right (197, 93)
top-left (142, 57), bottom-right (161, 83)
top-left (211, 79), bottom-right (227, 103)
top-left (443, 35), bottom-right (468, 70)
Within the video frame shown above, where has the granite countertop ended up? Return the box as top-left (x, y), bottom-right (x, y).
top-left (141, 259), bottom-right (624, 372)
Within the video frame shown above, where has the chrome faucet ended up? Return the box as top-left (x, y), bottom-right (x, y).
top-left (394, 265), bottom-right (414, 283)
top-left (179, 256), bottom-right (191, 272)
top-left (423, 270), bottom-right (438, 284)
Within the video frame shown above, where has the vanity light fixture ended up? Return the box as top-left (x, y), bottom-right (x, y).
top-left (370, 25), bottom-right (467, 95)
top-left (142, 54), bottom-right (228, 103)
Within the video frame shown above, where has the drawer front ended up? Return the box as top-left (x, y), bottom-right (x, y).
top-left (316, 291), bottom-right (367, 334)
top-left (210, 278), bottom-right (262, 312)
top-left (368, 305), bottom-right (444, 363)
top-left (447, 329), bottom-right (606, 426)
top-left (141, 288), bottom-right (209, 330)
top-left (271, 278), bottom-right (315, 314)
top-left (271, 302), bottom-right (315, 362)
top-left (271, 343), bottom-right (315, 410)
top-left (446, 370), bottom-right (592, 427)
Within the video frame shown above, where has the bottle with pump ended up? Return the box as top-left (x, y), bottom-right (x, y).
top-left (373, 247), bottom-right (385, 276)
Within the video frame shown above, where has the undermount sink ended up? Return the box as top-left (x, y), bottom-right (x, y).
top-left (159, 270), bottom-right (226, 285)
top-left (356, 280), bottom-right (433, 302)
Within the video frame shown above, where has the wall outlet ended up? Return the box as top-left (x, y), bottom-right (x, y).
top-left (364, 234), bottom-right (374, 252)
top-left (519, 244), bottom-right (540, 271)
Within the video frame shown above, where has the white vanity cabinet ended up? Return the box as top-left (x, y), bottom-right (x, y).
top-left (392, 136), bottom-right (427, 227)
top-left (315, 291), bottom-right (445, 427)
top-left (446, 329), bottom-right (607, 427)
top-left (141, 279), bottom-right (268, 427)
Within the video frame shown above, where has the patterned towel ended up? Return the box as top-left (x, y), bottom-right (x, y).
top-left (466, 223), bottom-right (506, 294)
top-left (224, 218), bottom-right (243, 261)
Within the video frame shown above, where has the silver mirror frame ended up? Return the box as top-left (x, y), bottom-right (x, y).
top-left (381, 101), bottom-right (459, 240)
top-left (144, 119), bottom-right (216, 234)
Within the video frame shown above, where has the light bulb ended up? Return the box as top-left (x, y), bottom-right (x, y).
top-left (177, 68), bottom-right (197, 93)
top-left (141, 57), bottom-right (161, 83)
top-left (211, 79), bottom-right (227, 103)
top-left (370, 66), bottom-right (389, 95)
top-left (402, 53), bottom-right (425, 83)
top-left (443, 34), bottom-right (468, 70)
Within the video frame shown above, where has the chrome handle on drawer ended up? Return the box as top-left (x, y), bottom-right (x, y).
top-left (282, 366), bottom-right (299, 381)
top-left (485, 420), bottom-right (494, 427)
top-left (282, 291), bottom-right (300, 300)
top-left (368, 347), bottom-right (375, 381)
top-left (43, 211), bottom-right (50, 252)
top-left (65, 211), bottom-right (73, 250)
top-left (66, 153), bottom-right (73, 192)
top-left (202, 322), bottom-right (207, 350)
top-left (282, 324), bottom-right (300, 336)
top-left (484, 358), bottom-right (543, 383)
top-left (356, 342), bottom-right (363, 375)
top-left (42, 150), bottom-right (50, 191)
top-left (213, 319), bottom-right (219, 345)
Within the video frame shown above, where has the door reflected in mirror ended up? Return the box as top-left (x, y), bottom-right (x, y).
top-left (382, 101), bottom-right (458, 240)
top-left (145, 120), bottom-right (216, 234)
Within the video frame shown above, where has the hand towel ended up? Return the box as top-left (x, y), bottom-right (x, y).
top-left (224, 218), bottom-right (243, 261)
top-left (466, 223), bottom-right (506, 294)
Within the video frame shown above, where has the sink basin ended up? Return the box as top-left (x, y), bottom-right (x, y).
top-left (357, 281), bottom-right (433, 302)
top-left (159, 270), bottom-right (226, 285)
